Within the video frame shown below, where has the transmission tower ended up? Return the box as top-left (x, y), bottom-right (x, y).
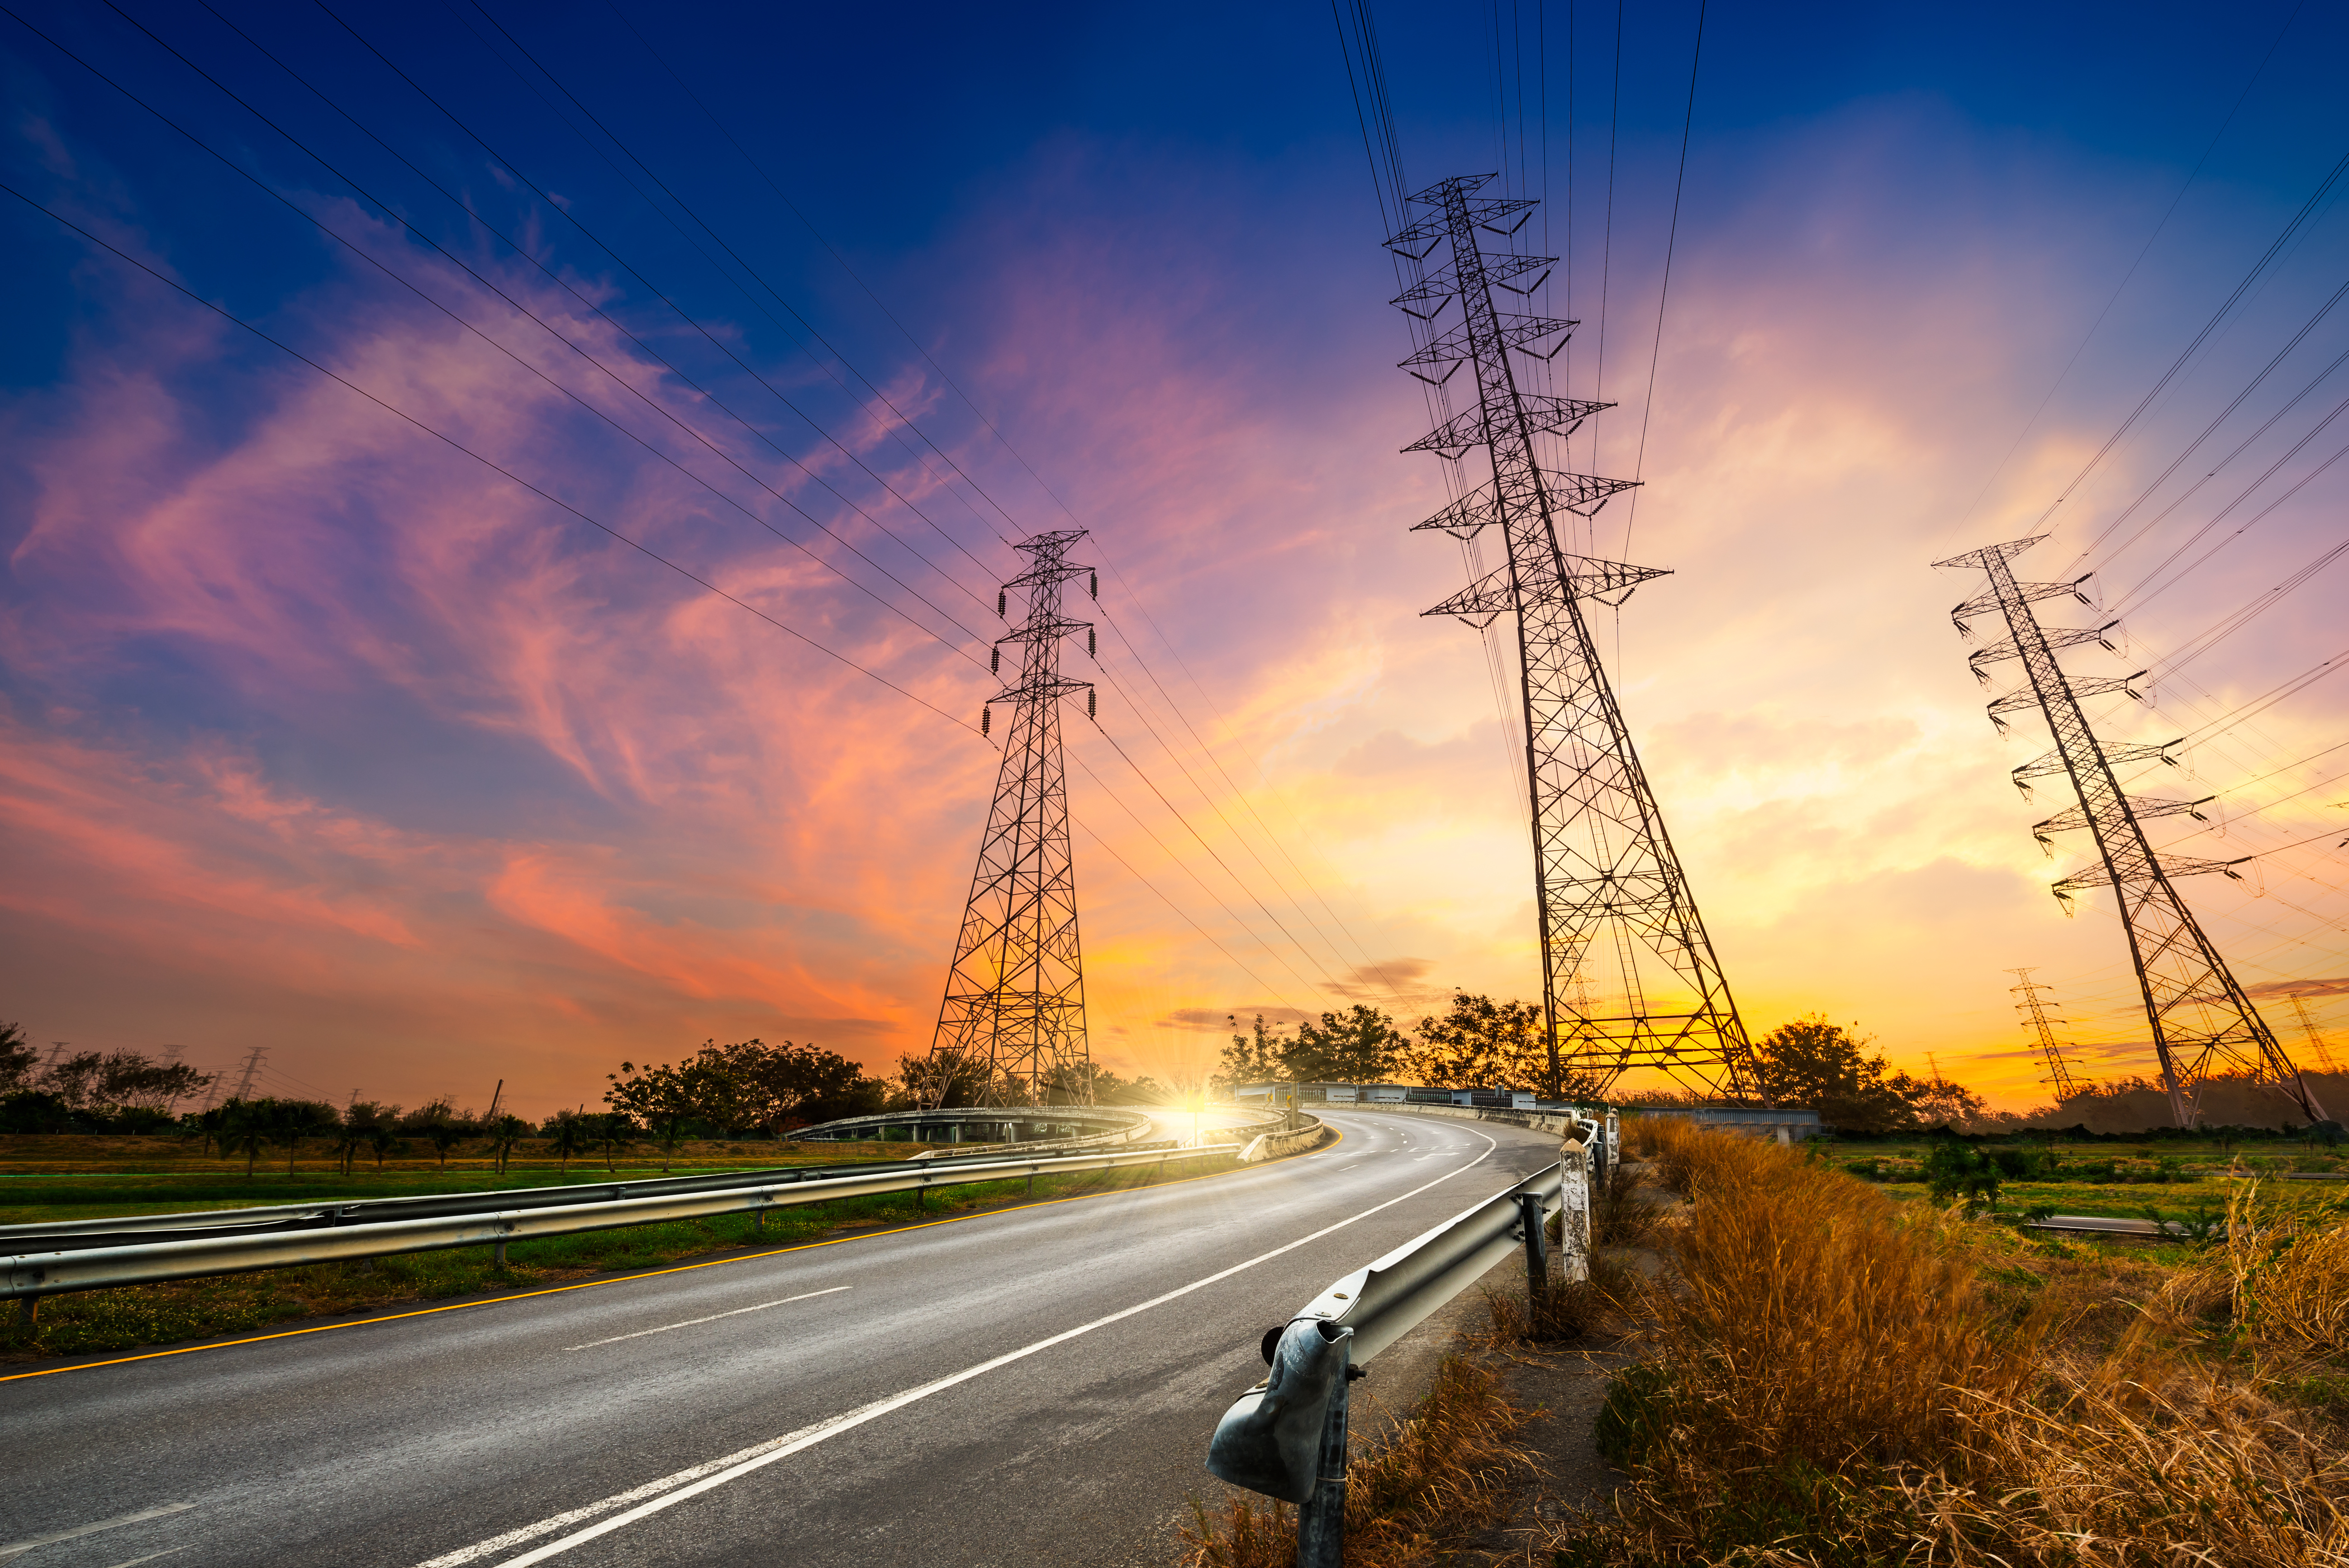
top-left (1938, 535), bottom-right (2325, 1128)
top-left (1383, 174), bottom-right (1763, 1102)
top-left (2289, 994), bottom-right (2341, 1074)
top-left (923, 529), bottom-right (1097, 1108)
top-left (2007, 967), bottom-right (2087, 1100)
top-left (228, 1045), bottom-right (266, 1103)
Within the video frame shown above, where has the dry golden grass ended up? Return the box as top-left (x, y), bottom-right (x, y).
top-left (1538, 1118), bottom-right (2349, 1567)
top-left (2224, 1183), bottom-right (2349, 1368)
top-left (1179, 1355), bottom-right (1536, 1568)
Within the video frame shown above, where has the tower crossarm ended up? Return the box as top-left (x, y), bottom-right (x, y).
top-left (1422, 557), bottom-right (1673, 627)
top-left (2031, 794), bottom-right (2213, 851)
top-left (1967, 620), bottom-right (2121, 679)
top-left (1390, 251), bottom-right (1553, 313)
top-left (2052, 854), bottom-right (2250, 900)
top-left (1400, 313), bottom-right (1576, 378)
top-left (1411, 474), bottom-right (1639, 539)
top-left (1988, 670), bottom-right (2144, 731)
top-left (1384, 175), bottom-right (1535, 257)
top-left (1940, 535), bottom-right (2325, 1129)
top-left (2011, 736), bottom-right (2180, 794)
top-left (1404, 394), bottom-right (1611, 459)
top-left (1950, 573), bottom-right (2092, 633)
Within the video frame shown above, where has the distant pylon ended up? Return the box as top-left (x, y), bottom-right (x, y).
top-left (2289, 994), bottom-right (2341, 1074)
top-left (923, 530), bottom-right (1097, 1108)
top-left (1937, 536), bottom-right (2325, 1128)
top-left (2007, 967), bottom-right (2087, 1100)
top-left (1383, 173), bottom-right (1763, 1102)
top-left (228, 1045), bottom-right (266, 1102)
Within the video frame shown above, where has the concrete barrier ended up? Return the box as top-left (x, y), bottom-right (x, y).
top-left (1237, 1118), bottom-right (1328, 1162)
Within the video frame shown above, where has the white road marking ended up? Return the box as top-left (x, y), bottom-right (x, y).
top-left (563, 1287), bottom-right (851, 1351)
top-left (99, 1552), bottom-right (187, 1568)
top-left (0, 1504), bottom-right (195, 1560)
top-left (421, 1133), bottom-right (1502, 1568)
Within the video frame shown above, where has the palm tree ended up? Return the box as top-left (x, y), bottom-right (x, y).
top-left (489, 1113), bottom-right (528, 1175)
top-left (216, 1100), bottom-right (272, 1178)
top-left (598, 1113), bottom-right (639, 1173)
top-left (548, 1112), bottom-right (589, 1174)
top-left (423, 1116), bottom-right (464, 1172)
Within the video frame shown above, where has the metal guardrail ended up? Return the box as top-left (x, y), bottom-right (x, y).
top-left (2, 1142), bottom-right (1238, 1307)
top-left (1205, 1123), bottom-right (1600, 1564)
top-left (0, 1153), bottom-right (1035, 1255)
top-left (791, 1105), bottom-right (1157, 1154)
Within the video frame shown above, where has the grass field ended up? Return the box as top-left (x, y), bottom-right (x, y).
top-left (0, 1132), bottom-right (923, 1229)
top-left (0, 1133), bottom-right (1233, 1364)
top-left (1820, 1133), bottom-right (2348, 1224)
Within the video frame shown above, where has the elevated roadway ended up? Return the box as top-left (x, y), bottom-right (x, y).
top-left (1, 1111), bottom-right (1564, 1568)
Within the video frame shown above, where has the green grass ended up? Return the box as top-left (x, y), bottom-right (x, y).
top-left (1, 1155), bottom-right (1238, 1363)
top-left (0, 1141), bottom-right (919, 1229)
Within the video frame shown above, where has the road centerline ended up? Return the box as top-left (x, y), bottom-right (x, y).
top-left (562, 1286), bottom-right (852, 1351)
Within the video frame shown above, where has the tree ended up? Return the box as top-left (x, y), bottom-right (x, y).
top-left (1923, 1136), bottom-right (2001, 1212)
top-left (894, 1049), bottom-right (998, 1110)
top-left (488, 1113), bottom-right (529, 1176)
top-left (0, 1021), bottom-right (38, 1095)
top-left (547, 1110), bottom-right (590, 1174)
top-left (1408, 993), bottom-right (1536, 1090)
top-left (366, 1118), bottom-right (401, 1171)
top-left (605, 1061), bottom-right (695, 1173)
top-left (1218, 1016), bottom-right (1288, 1092)
top-left (1751, 1016), bottom-right (1919, 1135)
top-left (596, 1112), bottom-right (640, 1172)
top-left (404, 1101), bottom-right (467, 1171)
top-left (213, 1099), bottom-right (274, 1177)
top-left (271, 1100), bottom-right (340, 1175)
top-left (335, 1102), bottom-right (393, 1176)
top-left (1287, 1005), bottom-right (1407, 1083)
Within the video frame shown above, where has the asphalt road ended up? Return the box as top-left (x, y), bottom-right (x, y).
top-left (1, 1110), bottom-right (1564, 1568)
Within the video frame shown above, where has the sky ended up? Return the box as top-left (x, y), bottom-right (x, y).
top-left (3, 0), bottom-right (2346, 1117)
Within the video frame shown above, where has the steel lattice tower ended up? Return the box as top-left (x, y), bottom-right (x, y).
top-left (2007, 967), bottom-right (2087, 1101)
top-left (925, 529), bottom-right (1097, 1108)
top-left (1939, 536), bottom-right (2326, 1128)
top-left (1384, 174), bottom-right (1764, 1102)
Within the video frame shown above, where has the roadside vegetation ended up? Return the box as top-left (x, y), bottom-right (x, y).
top-left (1, 1154), bottom-right (1236, 1364)
top-left (1533, 1115), bottom-right (2349, 1566)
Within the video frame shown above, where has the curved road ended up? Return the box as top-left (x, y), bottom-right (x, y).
top-left (1, 1111), bottom-right (1562, 1568)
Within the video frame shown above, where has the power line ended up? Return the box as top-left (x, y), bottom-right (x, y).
top-left (2048, 144), bottom-right (2349, 559)
top-left (1951, 1), bottom-right (2306, 537)
top-left (1619, 0), bottom-right (1705, 554)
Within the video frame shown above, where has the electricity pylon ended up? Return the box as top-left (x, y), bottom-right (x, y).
top-left (1938, 535), bottom-right (2325, 1128)
top-left (1384, 173), bottom-right (1763, 1102)
top-left (924, 529), bottom-right (1097, 1108)
top-left (2289, 994), bottom-right (2341, 1074)
top-left (2007, 967), bottom-right (2087, 1100)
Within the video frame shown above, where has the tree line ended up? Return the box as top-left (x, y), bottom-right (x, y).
top-left (0, 1023), bottom-right (214, 1132)
top-left (1215, 996), bottom-right (1993, 1135)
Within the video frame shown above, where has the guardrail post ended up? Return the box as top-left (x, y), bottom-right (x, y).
top-left (1294, 1338), bottom-right (1352, 1568)
top-left (1558, 1145), bottom-right (1591, 1283)
top-left (1514, 1192), bottom-right (1549, 1295)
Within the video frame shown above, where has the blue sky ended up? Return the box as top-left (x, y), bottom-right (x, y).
top-left (5, 0), bottom-right (2346, 1112)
